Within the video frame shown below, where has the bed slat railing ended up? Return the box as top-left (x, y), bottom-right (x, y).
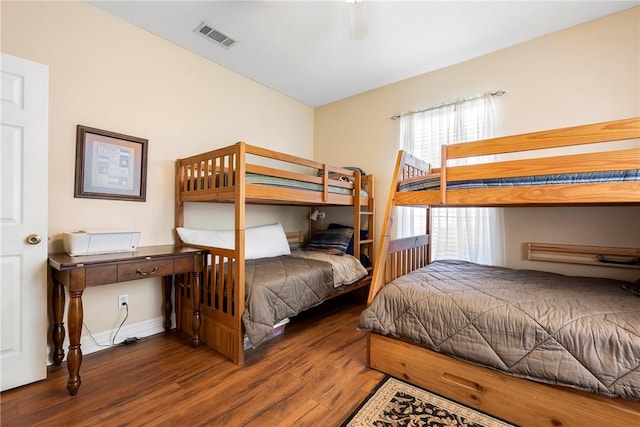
top-left (448, 148), bottom-right (640, 182)
top-left (386, 235), bottom-right (430, 283)
top-left (177, 146), bottom-right (239, 196)
top-left (244, 143), bottom-right (364, 200)
top-left (401, 153), bottom-right (431, 181)
top-left (446, 116), bottom-right (640, 159)
top-left (245, 163), bottom-right (357, 191)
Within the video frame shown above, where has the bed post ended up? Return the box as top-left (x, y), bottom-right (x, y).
top-left (440, 144), bottom-right (447, 205)
top-left (175, 159), bottom-right (184, 246)
top-left (234, 142), bottom-right (247, 365)
top-left (353, 171), bottom-right (362, 262)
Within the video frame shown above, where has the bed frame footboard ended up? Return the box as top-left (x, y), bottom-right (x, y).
top-left (368, 333), bottom-right (640, 427)
top-left (176, 246), bottom-right (245, 365)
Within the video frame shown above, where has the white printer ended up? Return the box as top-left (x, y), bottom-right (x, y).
top-left (63, 230), bottom-right (141, 256)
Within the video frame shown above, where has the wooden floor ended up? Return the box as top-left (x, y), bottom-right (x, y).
top-left (1, 294), bottom-right (384, 427)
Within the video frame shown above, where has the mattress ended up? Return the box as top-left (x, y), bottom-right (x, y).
top-left (191, 172), bottom-right (369, 197)
top-left (358, 260), bottom-right (640, 400)
top-left (246, 173), bottom-right (369, 197)
top-left (242, 252), bottom-right (367, 348)
top-left (398, 170), bottom-right (640, 192)
top-left (243, 255), bottom-right (334, 348)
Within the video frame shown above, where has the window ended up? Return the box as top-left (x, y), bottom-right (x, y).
top-left (397, 93), bottom-right (504, 265)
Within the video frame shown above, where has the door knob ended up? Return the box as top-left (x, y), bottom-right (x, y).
top-left (26, 234), bottom-right (42, 245)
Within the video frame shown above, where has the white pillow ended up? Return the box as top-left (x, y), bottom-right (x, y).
top-left (176, 223), bottom-right (291, 260)
top-left (176, 226), bottom-right (235, 249)
top-left (245, 223), bottom-right (291, 259)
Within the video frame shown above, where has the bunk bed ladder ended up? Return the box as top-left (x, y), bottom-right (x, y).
top-left (354, 173), bottom-right (375, 276)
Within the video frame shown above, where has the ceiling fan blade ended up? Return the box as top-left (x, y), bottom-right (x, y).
top-left (348, 0), bottom-right (368, 40)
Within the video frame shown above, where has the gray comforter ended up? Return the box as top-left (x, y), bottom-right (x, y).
top-left (242, 255), bottom-right (335, 347)
top-left (358, 260), bottom-right (640, 400)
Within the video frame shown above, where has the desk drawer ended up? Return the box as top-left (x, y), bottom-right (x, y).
top-left (85, 265), bottom-right (118, 287)
top-left (118, 259), bottom-right (174, 282)
top-left (174, 256), bottom-right (196, 274)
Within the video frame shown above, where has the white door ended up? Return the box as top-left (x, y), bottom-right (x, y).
top-left (0, 52), bottom-right (49, 391)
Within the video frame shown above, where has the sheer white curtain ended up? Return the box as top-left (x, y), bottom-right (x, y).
top-left (398, 94), bottom-right (505, 265)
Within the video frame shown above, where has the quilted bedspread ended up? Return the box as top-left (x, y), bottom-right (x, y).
top-left (289, 249), bottom-right (368, 288)
top-left (358, 260), bottom-right (640, 400)
top-left (242, 255), bottom-right (335, 348)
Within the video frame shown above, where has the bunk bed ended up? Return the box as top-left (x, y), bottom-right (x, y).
top-left (359, 117), bottom-right (640, 426)
top-left (174, 141), bottom-right (375, 365)
top-left (394, 116), bottom-right (640, 206)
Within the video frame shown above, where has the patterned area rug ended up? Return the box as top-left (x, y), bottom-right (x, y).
top-left (342, 377), bottom-right (517, 427)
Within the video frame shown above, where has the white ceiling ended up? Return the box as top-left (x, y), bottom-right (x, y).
top-left (88, 1), bottom-right (638, 107)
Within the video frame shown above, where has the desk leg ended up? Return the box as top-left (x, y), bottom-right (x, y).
top-left (162, 275), bottom-right (172, 332)
top-left (51, 272), bottom-right (66, 366)
top-left (192, 271), bottom-right (201, 347)
top-left (66, 289), bottom-right (83, 396)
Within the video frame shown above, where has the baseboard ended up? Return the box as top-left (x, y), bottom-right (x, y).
top-left (47, 315), bottom-right (173, 366)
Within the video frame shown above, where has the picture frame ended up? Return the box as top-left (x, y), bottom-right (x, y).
top-left (74, 125), bottom-right (148, 202)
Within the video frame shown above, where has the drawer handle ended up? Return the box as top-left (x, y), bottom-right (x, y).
top-left (136, 266), bottom-right (160, 276)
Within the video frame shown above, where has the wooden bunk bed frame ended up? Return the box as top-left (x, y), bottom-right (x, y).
top-left (175, 141), bottom-right (374, 365)
top-left (395, 116), bottom-right (640, 207)
top-left (367, 117), bottom-right (640, 426)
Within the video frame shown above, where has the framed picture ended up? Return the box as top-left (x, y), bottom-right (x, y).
top-left (74, 125), bottom-right (148, 202)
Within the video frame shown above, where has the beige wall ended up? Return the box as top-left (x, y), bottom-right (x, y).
top-left (2, 2), bottom-right (313, 336)
top-left (3, 2), bottom-right (639, 349)
top-left (315, 7), bottom-right (640, 281)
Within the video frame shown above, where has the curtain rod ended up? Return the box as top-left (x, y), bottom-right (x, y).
top-left (390, 90), bottom-right (506, 120)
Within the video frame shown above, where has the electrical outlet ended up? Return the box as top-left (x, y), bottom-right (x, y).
top-left (118, 294), bottom-right (129, 310)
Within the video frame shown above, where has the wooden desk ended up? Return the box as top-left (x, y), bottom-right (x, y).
top-left (48, 245), bottom-right (205, 396)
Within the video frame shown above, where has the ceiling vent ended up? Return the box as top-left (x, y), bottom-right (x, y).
top-left (194, 22), bottom-right (237, 49)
